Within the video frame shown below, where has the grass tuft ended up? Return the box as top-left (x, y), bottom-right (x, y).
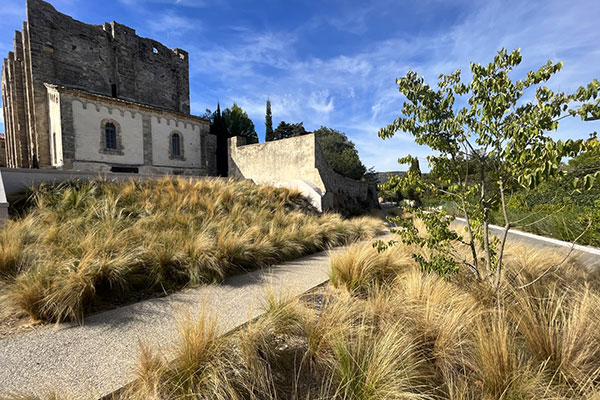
top-left (0, 178), bottom-right (384, 323)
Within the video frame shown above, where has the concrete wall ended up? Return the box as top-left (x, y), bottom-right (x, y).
top-left (228, 134), bottom-right (323, 190)
top-left (0, 169), bottom-right (8, 222)
top-left (47, 87), bottom-right (64, 166)
top-left (228, 134), bottom-right (370, 214)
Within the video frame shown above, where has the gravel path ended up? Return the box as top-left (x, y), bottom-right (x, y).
top-left (0, 245), bottom-right (364, 399)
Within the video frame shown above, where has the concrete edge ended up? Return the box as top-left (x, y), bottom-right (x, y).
top-left (99, 279), bottom-right (333, 400)
top-left (95, 233), bottom-right (392, 400)
top-left (0, 170), bottom-right (9, 226)
top-left (454, 217), bottom-right (600, 256)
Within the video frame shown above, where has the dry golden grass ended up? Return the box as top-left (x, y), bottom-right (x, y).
top-left (0, 178), bottom-right (384, 323)
top-left (119, 235), bottom-right (600, 400)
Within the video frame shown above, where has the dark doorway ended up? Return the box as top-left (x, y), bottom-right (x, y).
top-left (111, 84), bottom-right (118, 98)
top-left (110, 166), bottom-right (138, 173)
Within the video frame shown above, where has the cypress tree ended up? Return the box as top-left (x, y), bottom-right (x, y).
top-left (265, 98), bottom-right (274, 142)
top-left (214, 102), bottom-right (230, 177)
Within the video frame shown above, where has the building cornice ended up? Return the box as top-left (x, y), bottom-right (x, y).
top-left (44, 83), bottom-right (209, 124)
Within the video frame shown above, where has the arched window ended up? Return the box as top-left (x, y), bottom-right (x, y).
top-left (169, 131), bottom-right (184, 160)
top-left (171, 132), bottom-right (181, 156)
top-left (99, 119), bottom-right (123, 155)
top-left (105, 123), bottom-right (117, 149)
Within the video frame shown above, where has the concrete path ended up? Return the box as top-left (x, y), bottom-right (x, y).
top-left (452, 218), bottom-right (600, 269)
top-left (0, 245), bottom-right (364, 399)
top-left (1, 220), bottom-right (598, 400)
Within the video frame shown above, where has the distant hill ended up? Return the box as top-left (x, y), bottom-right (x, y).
top-left (375, 171), bottom-right (406, 185)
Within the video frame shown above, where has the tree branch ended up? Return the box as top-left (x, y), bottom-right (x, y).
top-left (517, 219), bottom-right (592, 289)
top-left (494, 178), bottom-right (511, 289)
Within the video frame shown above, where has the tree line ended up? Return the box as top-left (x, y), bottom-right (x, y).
top-left (204, 99), bottom-right (371, 182)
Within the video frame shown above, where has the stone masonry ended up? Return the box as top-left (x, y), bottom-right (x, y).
top-left (2, 0), bottom-right (192, 169)
top-left (0, 134), bottom-right (6, 167)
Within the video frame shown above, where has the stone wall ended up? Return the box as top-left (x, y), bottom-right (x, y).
top-left (0, 137), bottom-right (6, 167)
top-left (228, 134), bottom-right (371, 214)
top-left (2, 0), bottom-right (191, 168)
top-left (47, 84), bottom-right (215, 176)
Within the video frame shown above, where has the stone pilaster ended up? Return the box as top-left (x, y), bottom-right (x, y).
top-left (59, 94), bottom-right (74, 169)
top-left (142, 114), bottom-right (153, 165)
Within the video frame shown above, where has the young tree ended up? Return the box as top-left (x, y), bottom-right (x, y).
top-left (379, 48), bottom-right (600, 286)
top-left (222, 103), bottom-right (259, 144)
top-left (265, 98), bottom-right (274, 142)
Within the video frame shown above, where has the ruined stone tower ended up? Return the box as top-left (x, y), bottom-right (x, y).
top-left (1, 0), bottom-right (214, 175)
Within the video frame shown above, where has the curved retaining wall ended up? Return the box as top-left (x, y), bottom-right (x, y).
top-left (227, 134), bottom-right (372, 214)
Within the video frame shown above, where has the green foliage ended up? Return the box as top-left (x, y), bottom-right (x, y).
top-left (222, 103), bottom-right (258, 144)
top-left (209, 103), bottom-right (229, 177)
top-left (379, 48), bottom-right (600, 282)
top-left (272, 120), bottom-right (308, 140)
top-left (314, 126), bottom-right (367, 180)
top-left (265, 98), bottom-right (274, 142)
top-left (389, 208), bottom-right (460, 276)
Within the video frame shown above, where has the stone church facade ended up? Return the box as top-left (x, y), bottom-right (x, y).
top-left (1, 0), bottom-right (216, 175)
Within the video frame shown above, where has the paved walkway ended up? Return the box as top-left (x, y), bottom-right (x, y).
top-left (0, 244), bottom-right (367, 399)
top-left (1, 224), bottom-right (597, 400)
top-left (452, 218), bottom-right (600, 269)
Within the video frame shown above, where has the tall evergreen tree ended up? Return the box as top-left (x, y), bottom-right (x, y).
top-left (213, 103), bottom-right (230, 177)
top-left (265, 98), bottom-right (274, 142)
top-left (222, 103), bottom-right (259, 144)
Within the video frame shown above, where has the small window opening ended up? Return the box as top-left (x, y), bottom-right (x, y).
top-left (171, 133), bottom-right (181, 156)
top-left (153, 47), bottom-right (158, 54)
top-left (111, 84), bottom-right (117, 98)
top-left (52, 133), bottom-right (57, 164)
top-left (105, 123), bottom-right (117, 149)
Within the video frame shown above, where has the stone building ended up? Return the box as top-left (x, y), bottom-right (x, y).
top-left (1, 0), bottom-right (216, 175)
top-left (0, 134), bottom-right (6, 167)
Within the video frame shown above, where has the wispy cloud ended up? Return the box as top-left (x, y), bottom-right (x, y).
top-left (146, 11), bottom-right (200, 36)
top-left (119, 0), bottom-right (209, 7)
top-left (1, 0), bottom-right (598, 171)
top-left (185, 0), bottom-right (600, 171)
top-left (308, 90), bottom-right (334, 114)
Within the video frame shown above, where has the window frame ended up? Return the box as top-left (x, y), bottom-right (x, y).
top-left (169, 130), bottom-right (185, 160)
top-left (99, 118), bottom-right (124, 155)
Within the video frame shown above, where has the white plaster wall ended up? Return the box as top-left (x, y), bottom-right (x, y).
top-left (47, 88), bottom-right (63, 166)
top-left (229, 135), bottom-right (324, 191)
top-left (72, 100), bottom-right (144, 165)
top-left (151, 117), bottom-right (202, 168)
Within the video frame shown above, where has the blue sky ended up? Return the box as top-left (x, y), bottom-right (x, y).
top-left (1, 0), bottom-right (599, 171)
